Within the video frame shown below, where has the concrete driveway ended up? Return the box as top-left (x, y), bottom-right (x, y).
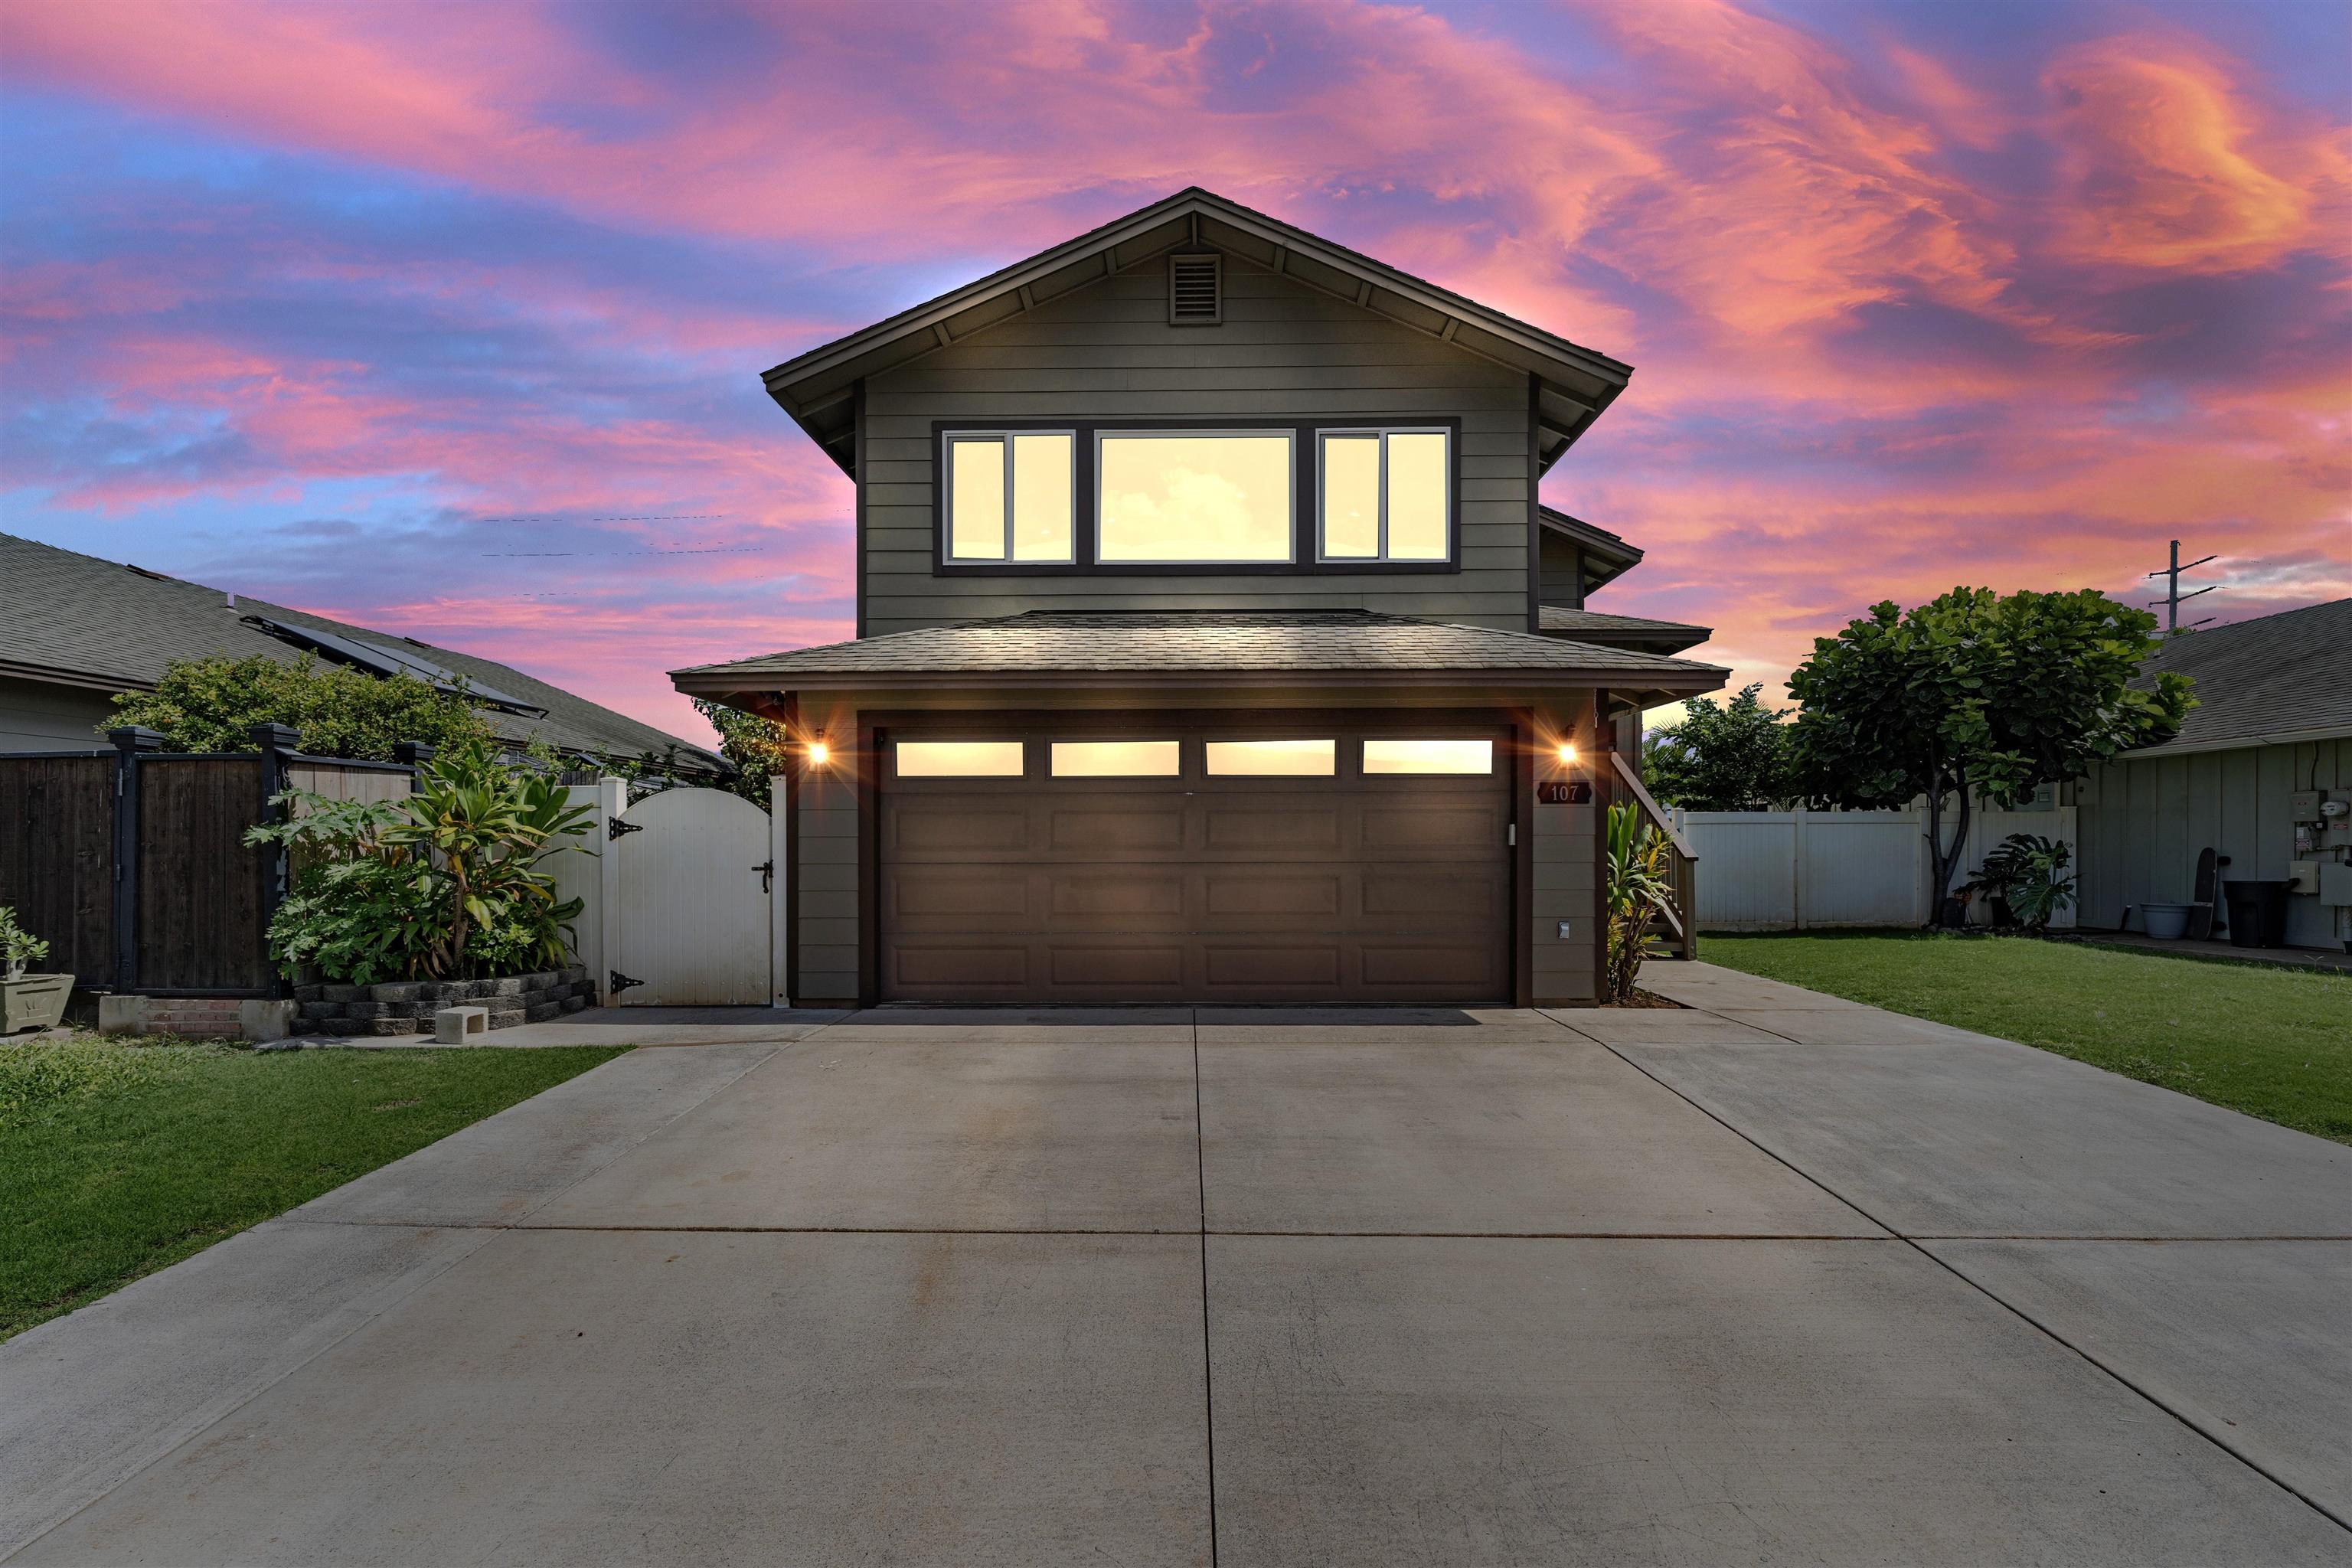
top-left (5, 968), bottom-right (2347, 1566)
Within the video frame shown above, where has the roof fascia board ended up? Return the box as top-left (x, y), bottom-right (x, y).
top-left (0, 657), bottom-right (157, 694)
top-left (675, 665), bottom-right (1728, 699)
top-left (2115, 724), bottom-right (2352, 760)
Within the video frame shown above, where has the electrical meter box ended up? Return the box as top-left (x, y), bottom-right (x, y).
top-left (2289, 790), bottom-right (2324, 823)
top-left (2320, 861), bottom-right (2352, 908)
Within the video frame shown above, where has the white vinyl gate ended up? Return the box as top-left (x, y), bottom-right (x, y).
top-left (1671, 805), bottom-right (2078, 931)
top-left (547, 779), bottom-right (789, 1006)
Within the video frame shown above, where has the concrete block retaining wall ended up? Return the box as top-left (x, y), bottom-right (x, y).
top-left (293, 966), bottom-right (593, 1036)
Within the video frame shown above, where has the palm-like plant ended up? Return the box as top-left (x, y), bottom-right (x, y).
top-left (385, 741), bottom-right (593, 975)
top-left (1603, 802), bottom-right (1675, 1003)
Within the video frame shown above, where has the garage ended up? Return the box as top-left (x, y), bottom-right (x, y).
top-left (877, 720), bottom-right (1513, 1004)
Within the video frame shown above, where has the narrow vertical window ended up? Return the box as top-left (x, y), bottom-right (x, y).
top-left (945, 431), bottom-right (1075, 563)
top-left (1316, 428), bottom-right (1452, 563)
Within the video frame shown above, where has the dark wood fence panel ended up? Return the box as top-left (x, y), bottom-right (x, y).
top-left (136, 757), bottom-right (270, 993)
top-left (0, 755), bottom-right (116, 982)
top-left (287, 760), bottom-right (413, 807)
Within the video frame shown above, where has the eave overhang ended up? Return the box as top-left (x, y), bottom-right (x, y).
top-left (763, 188), bottom-right (1633, 478)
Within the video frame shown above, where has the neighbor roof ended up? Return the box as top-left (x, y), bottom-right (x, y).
top-left (1537, 606), bottom-right (1711, 655)
top-left (0, 533), bottom-right (728, 773)
top-left (2122, 598), bottom-right (2352, 757)
top-left (763, 188), bottom-right (1632, 478)
top-left (674, 609), bottom-right (1726, 705)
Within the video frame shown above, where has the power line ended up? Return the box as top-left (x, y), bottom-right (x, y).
top-left (2145, 538), bottom-right (2219, 633)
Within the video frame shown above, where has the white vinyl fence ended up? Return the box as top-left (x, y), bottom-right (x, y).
top-left (1671, 805), bottom-right (2078, 930)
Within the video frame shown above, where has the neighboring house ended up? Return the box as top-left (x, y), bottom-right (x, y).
top-left (675, 188), bottom-right (1726, 1008)
top-left (0, 533), bottom-right (729, 776)
top-left (2075, 597), bottom-right (2352, 949)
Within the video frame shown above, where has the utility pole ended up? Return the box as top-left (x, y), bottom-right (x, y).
top-left (2147, 539), bottom-right (2218, 633)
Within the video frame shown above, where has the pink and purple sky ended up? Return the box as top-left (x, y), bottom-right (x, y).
top-left (3, 0), bottom-right (2346, 743)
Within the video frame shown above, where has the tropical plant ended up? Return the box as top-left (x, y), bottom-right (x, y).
top-left (1642, 684), bottom-right (1793, 810)
top-left (1962, 834), bottom-right (2076, 931)
top-left (107, 653), bottom-right (492, 759)
top-left (247, 739), bottom-right (593, 983)
top-left (694, 697), bottom-right (788, 808)
top-left (1787, 587), bottom-right (2191, 926)
top-left (1602, 802), bottom-right (1675, 1003)
top-left (1, 906), bottom-right (51, 982)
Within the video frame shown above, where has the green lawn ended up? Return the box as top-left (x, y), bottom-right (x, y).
top-left (1700, 932), bottom-right (2352, 1145)
top-left (0, 1040), bottom-right (627, 1339)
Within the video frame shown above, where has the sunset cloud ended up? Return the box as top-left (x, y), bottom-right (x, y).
top-left (2, 0), bottom-right (2344, 740)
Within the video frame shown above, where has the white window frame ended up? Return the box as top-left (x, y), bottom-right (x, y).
top-left (1315, 426), bottom-right (1452, 564)
top-left (941, 430), bottom-right (1077, 564)
top-left (1093, 429), bottom-right (1298, 565)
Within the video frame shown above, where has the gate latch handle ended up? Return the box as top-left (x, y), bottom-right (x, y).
top-left (754, 858), bottom-right (774, 893)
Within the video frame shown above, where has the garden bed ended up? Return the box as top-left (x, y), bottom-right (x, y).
top-left (292, 965), bottom-right (593, 1036)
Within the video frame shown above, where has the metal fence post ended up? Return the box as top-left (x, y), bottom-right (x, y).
top-left (250, 724), bottom-right (300, 998)
top-left (106, 726), bottom-right (165, 993)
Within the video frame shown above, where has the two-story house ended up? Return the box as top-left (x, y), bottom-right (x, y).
top-left (674, 190), bottom-right (1726, 1008)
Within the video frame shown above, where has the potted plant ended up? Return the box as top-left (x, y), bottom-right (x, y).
top-left (1962, 835), bottom-right (2076, 933)
top-left (2, 905), bottom-right (73, 1034)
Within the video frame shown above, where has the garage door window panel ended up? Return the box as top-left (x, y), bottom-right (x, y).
top-left (1205, 738), bottom-right (1336, 776)
top-left (894, 740), bottom-right (1027, 778)
top-left (1361, 738), bottom-right (1494, 775)
top-left (1050, 740), bottom-right (1182, 777)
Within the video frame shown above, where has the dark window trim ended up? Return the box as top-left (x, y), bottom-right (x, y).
top-left (928, 416), bottom-right (1463, 578)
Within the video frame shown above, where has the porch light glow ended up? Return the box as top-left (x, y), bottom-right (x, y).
top-left (807, 740), bottom-right (831, 767)
top-left (1557, 742), bottom-right (1578, 765)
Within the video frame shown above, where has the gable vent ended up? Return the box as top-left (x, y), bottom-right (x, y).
top-left (1168, 253), bottom-right (1222, 325)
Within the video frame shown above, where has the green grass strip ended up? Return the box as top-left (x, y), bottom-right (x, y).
top-left (1, 1041), bottom-right (627, 1339)
top-left (1700, 931), bottom-right (2352, 1145)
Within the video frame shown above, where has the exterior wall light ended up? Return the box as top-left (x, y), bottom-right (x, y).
top-left (1556, 742), bottom-right (1578, 766)
top-left (807, 737), bottom-right (831, 767)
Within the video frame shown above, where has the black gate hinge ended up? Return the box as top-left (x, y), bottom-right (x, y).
top-left (609, 971), bottom-right (645, 995)
top-left (608, 815), bottom-right (644, 840)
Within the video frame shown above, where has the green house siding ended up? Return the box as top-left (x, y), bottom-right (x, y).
top-left (857, 251), bottom-right (1535, 636)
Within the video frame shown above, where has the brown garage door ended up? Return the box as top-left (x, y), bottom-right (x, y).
top-left (877, 721), bottom-right (1512, 1004)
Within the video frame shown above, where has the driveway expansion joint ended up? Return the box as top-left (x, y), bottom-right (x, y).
top-left (1550, 1002), bottom-right (2352, 1537)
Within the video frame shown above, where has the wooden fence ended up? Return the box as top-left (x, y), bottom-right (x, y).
top-left (0, 725), bottom-right (420, 997)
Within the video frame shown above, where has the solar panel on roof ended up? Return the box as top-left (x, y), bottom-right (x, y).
top-left (242, 616), bottom-right (548, 717)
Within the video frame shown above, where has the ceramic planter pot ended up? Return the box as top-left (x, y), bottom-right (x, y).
top-left (2, 972), bottom-right (74, 1034)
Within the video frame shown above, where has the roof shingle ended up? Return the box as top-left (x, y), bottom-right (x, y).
top-left (2126, 599), bottom-right (2352, 755)
top-left (675, 609), bottom-right (1728, 689)
top-left (1, 533), bottom-right (727, 771)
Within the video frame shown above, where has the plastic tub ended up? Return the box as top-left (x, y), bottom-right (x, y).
top-left (2141, 903), bottom-right (2197, 939)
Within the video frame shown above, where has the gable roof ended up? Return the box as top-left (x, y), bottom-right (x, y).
top-left (764, 188), bottom-right (1632, 478)
top-left (2122, 598), bottom-right (2352, 757)
top-left (0, 533), bottom-right (728, 773)
top-left (673, 609), bottom-right (1726, 709)
top-left (1538, 508), bottom-right (1644, 593)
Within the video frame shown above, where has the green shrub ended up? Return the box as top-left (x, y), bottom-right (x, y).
top-left (1, 906), bottom-right (50, 981)
top-left (248, 739), bottom-right (592, 982)
top-left (106, 653), bottom-right (492, 759)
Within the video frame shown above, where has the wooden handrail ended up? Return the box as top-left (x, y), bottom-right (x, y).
top-left (1609, 752), bottom-right (1697, 860)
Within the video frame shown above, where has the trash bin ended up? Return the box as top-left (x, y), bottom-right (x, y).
top-left (2221, 880), bottom-right (2290, 949)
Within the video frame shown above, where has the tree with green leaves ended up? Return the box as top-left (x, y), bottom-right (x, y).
top-left (1786, 586), bottom-right (2193, 926)
top-left (106, 654), bottom-right (492, 759)
top-left (1642, 684), bottom-right (1792, 810)
top-left (694, 697), bottom-right (789, 807)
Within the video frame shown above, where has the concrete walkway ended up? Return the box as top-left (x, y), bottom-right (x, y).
top-left (5, 969), bottom-right (2347, 1565)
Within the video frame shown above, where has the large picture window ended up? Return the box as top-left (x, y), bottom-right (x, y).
top-left (943, 432), bottom-right (1074, 563)
top-left (1096, 431), bottom-right (1294, 564)
top-left (1318, 428), bottom-right (1450, 562)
